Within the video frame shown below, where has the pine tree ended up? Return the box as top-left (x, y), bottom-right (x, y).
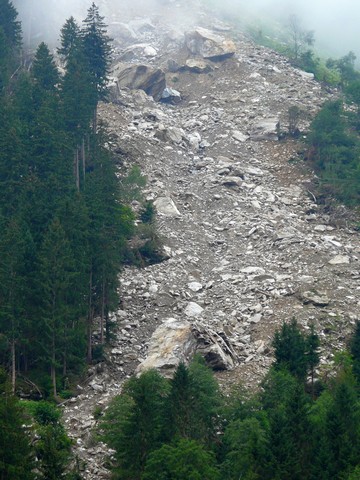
top-left (101, 369), bottom-right (170, 479)
top-left (32, 42), bottom-right (59, 97)
top-left (58, 17), bottom-right (81, 65)
top-left (350, 321), bottom-right (360, 385)
top-left (0, 0), bottom-right (21, 90)
top-left (38, 218), bottom-right (76, 397)
top-left (0, 216), bottom-right (29, 392)
top-left (0, 369), bottom-right (34, 479)
top-left (142, 439), bottom-right (220, 480)
top-left (31, 401), bottom-right (72, 480)
top-left (272, 318), bottom-right (308, 381)
top-left (81, 3), bottom-right (111, 100)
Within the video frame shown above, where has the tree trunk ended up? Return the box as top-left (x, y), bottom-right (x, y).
top-left (11, 340), bottom-right (16, 394)
top-left (52, 332), bottom-right (57, 398)
top-left (92, 104), bottom-right (98, 134)
top-left (87, 269), bottom-right (93, 363)
top-left (76, 148), bottom-right (80, 191)
top-left (100, 278), bottom-right (105, 344)
top-left (81, 138), bottom-right (86, 183)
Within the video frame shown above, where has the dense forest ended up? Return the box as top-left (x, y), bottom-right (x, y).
top-left (99, 319), bottom-right (360, 480)
top-left (0, 0), bottom-right (149, 399)
top-left (1, 1), bottom-right (360, 479)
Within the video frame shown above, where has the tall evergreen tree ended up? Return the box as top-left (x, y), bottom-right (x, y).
top-left (81, 3), bottom-right (111, 100)
top-left (0, 369), bottom-right (34, 479)
top-left (57, 16), bottom-right (81, 65)
top-left (350, 321), bottom-right (360, 385)
top-left (272, 318), bottom-right (309, 381)
top-left (0, 0), bottom-right (21, 90)
top-left (38, 218), bottom-right (76, 397)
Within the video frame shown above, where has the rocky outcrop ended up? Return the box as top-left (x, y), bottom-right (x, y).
top-left (115, 64), bottom-right (166, 101)
top-left (185, 27), bottom-right (236, 60)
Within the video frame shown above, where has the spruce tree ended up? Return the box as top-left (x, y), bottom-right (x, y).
top-left (272, 318), bottom-right (308, 381)
top-left (81, 3), bottom-right (111, 100)
top-left (350, 321), bottom-right (360, 385)
top-left (0, 369), bottom-right (34, 479)
top-left (58, 17), bottom-right (81, 65)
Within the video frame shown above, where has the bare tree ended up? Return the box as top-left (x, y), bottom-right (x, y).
top-left (288, 14), bottom-right (315, 63)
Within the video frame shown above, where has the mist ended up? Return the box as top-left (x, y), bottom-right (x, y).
top-left (13, 0), bottom-right (360, 63)
top-left (211, 0), bottom-right (360, 62)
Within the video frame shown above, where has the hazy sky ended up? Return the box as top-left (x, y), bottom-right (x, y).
top-left (14, 0), bottom-right (360, 61)
top-left (214, 0), bottom-right (360, 61)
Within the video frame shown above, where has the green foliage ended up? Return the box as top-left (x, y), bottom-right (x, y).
top-left (272, 318), bottom-right (312, 381)
top-left (81, 2), bottom-right (112, 100)
top-left (350, 321), bottom-right (360, 385)
top-left (101, 369), bottom-right (170, 479)
top-left (222, 417), bottom-right (269, 480)
top-left (101, 358), bottom-right (222, 479)
top-left (0, 369), bottom-right (34, 479)
top-left (142, 438), bottom-right (220, 480)
top-left (99, 326), bottom-right (360, 480)
top-left (140, 201), bottom-right (156, 224)
top-left (307, 100), bottom-right (360, 205)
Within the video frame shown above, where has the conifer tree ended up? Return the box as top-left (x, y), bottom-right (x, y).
top-left (38, 218), bottom-right (76, 397)
top-left (81, 3), bottom-right (111, 100)
top-left (272, 318), bottom-right (308, 381)
top-left (350, 321), bottom-right (360, 385)
top-left (0, 0), bottom-right (21, 90)
top-left (0, 369), bottom-right (34, 479)
top-left (32, 42), bottom-right (59, 96)
top-left (58, 17), bottom-right (81, 65)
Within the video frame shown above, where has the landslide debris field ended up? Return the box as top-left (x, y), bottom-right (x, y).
top-left (63, 2), bottom-right (360, 477)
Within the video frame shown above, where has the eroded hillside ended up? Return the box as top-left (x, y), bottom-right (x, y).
top-left (63, 2), bottom-right (360, 477)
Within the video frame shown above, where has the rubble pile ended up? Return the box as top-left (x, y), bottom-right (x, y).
top-left (63, 2), bottom-right (360, 478)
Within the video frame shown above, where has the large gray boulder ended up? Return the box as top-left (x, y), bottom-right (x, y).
top-left (185, 27), bottom-right (236, 61)
top-left (250, 118), bottom-right (280, 141)
top-left (135, 318), bottom-right (197, 376)
top-left (116, 64), bottom-right (166, 101)
top-left (136, 318), bottom-right (236, 376)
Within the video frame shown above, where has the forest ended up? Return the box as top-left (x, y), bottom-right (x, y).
top-left (1, 0), bottom-right (360, 479)
top-left (0, 0), bottom-right (161, 401)
top-left (95, 320), bottom-right (360, 480)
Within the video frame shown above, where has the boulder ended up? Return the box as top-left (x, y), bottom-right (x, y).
top-left (185, 27), bottom-right (236, 61)
top-left (135, 319), bottom-right (236, 376)
top-left (184, 302), bottom-right (204, 317)
top-left (161, 87), bottom-right (181, 103)
top-left (301, 290), bottom-right (330, 307)
top-left (116, 64), bottom-right (166, 101)
top-left (232, 130), bottom-right (249, 142)
top-left (329, 255), bottom-right (350, 265)
top-left (250, 118), bottom-right (280, 141)
top-left (184, 58), bottom-right (213, 73)
top-left (109, 22), bottom-right (138, 42)
top-left (154, 126), bottom-right (186, 144)
top-left (136, 318), bottom-right (197, 375)
top-left (154, 197), bottom-right (181, 217)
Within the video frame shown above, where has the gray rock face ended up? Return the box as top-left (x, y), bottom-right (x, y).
top-left (185, 27), bottom-right (236, 60)
top-left (116, 64), bottom-right (166, 101)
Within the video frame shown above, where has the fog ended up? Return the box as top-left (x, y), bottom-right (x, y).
top-left (211, 0), bottom-right (360, 62)
top-left (14, 0), bottom-right (360, 62)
